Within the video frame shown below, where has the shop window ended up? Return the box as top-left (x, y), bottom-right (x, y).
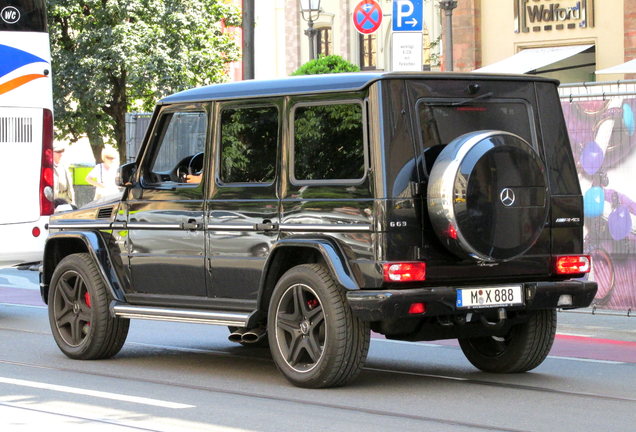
top-left (317, 27), bottom-right (332, 56)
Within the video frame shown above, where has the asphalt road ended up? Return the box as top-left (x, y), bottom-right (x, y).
top-left (1, 268), bottom-right (635, 431)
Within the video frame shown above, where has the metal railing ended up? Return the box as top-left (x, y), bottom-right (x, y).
top-left (559, 79), bottom-right (636, 101)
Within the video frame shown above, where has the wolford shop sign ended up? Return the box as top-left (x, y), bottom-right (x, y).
top-left (514, 0), bottom-right (595, 33)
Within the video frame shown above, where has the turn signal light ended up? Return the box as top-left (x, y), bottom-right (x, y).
top-left (554, 255), bottom-right (591, 275)
top-left (383, 262), bottom-right (426, 282)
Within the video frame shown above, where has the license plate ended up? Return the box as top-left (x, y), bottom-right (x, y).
top-left (456, 285), bottom-right (523, 309)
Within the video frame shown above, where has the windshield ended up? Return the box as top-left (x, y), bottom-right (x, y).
top-left (0, 0), bottom-right (47, 32)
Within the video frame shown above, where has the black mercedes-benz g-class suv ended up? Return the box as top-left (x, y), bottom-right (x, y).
top-left (41, 72), bottom-right (597, 388)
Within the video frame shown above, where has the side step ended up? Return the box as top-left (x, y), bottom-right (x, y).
top-left (111, 303), bottom-right (249, 327)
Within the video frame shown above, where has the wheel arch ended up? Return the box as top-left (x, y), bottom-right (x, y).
top-left (41, 231), bottom-right (126, 305)
top-left (252, 238), bottom-right (359, 325)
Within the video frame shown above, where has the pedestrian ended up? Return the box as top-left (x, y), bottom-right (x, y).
top-left (53, 142), bottom-right (75, 207)
top-left (85, 145), bottom-right (122, 201)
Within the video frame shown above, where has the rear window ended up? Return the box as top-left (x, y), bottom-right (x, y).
top-left (418, 100), bottom-right (534, 148)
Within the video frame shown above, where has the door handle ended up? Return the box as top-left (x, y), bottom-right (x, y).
top-left (182, 219), bottom-right (201, 230)
top-left (254, 220), bottom-right (278, 231)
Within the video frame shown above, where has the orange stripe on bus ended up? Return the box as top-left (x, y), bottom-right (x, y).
top-left (0, 74), bottom-right (46, 96)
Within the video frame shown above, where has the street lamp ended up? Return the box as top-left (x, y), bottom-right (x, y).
top-left (299, 0), bottom-right (322, 61)
top-left (438, 0), bottom-right (457, 71)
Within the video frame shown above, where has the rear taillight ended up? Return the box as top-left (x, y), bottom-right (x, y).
top-left (383, 262), bottom-right (426, 282)
top-left (40, 109), bottom-right (54, 216)
top-left (554, 255), bottom-right (591, 275)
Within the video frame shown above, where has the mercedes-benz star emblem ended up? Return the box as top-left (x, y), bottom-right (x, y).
top-left (500, 188), bottom-right (515, 207)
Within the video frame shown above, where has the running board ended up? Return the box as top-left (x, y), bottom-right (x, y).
top-left (111, 303), bottom-right (249, 327)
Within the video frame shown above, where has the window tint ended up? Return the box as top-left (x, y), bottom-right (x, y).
top-left (293, 103), bottom-right (364, 182)
top-left (419, 101), bottom-right (533, 147)
top-left (219, 106), bottom-right (278, 184)
top-left (148, 111), bottom-right (207, 182)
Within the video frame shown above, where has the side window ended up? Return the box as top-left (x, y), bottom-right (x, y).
top-left (293, 102), bottom-right (365, 182)
top-left (219, 106), bottom-right (278, 184)
top-left (147, 111), bottom-right (207, 185)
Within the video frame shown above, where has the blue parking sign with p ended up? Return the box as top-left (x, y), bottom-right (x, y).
top-left (392, 0), bottom-right (423, 32)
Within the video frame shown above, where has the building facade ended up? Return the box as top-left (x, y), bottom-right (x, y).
top-left (252, 0), bottom-right (443, 78)
top-left (474, 0), bottom-right (630, 83)
top-left (247, 0), bottom-right (635, 84)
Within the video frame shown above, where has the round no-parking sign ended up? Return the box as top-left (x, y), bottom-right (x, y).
top-left (353, 0), bottom-right (383, 35)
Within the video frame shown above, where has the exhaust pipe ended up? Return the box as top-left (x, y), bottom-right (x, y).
top-left (241, 326), bottom-right (267, 344)
top-left (228, 327), bottom-right (248, 343)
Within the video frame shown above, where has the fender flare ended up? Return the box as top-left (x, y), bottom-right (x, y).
top-left (42, 231), bottom-right (126, 304)
top-left (265, 238), bottom-right (359, 291)
top-left (251, 237), bottom-right (360, 324)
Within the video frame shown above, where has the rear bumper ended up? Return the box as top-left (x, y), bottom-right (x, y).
top-left (346, 280), bottom-right (598, 321)
top-left (0, 219), bottom-right (47, 267)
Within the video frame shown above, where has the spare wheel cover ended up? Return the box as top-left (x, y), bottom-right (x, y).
top-left (427, 130), bottom-right (548, 262)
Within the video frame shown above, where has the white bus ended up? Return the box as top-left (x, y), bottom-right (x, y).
top-left (0, 0), bottom-right (54, 267)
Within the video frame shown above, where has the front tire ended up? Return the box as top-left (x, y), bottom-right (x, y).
top-left (48, 253), bottom-right (129, 360)
top-left (267, 264), bottom-right (370, 388)
top-left (458, 309), bottom-right (556, 373)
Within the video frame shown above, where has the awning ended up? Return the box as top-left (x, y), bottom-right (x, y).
top-left (475, 44), bottom-right (594, 74)
top-left (596, 59), bottom-right (636, 74)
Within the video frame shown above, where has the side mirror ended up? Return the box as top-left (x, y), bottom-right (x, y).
top-left (116, 162), bottom-right (137, 187)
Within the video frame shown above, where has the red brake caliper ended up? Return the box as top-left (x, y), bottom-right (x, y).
top-left (307, 298), bottom-right (319, 309)
top-left (84, 292), bottom-right (91, 329)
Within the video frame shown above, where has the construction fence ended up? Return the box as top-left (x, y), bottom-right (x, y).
top-left (560, 80), bottom-right (636, 313)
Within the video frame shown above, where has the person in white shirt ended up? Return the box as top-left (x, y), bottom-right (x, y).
top-left (85, 145), bottom-right (122, 201)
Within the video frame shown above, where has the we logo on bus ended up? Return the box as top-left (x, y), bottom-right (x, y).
top-left (1, 6), bottom-right (20, 24)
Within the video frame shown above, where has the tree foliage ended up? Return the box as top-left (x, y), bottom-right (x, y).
top-left (294, 104), bottom-right (364, 181)
top-left (220, 106), bottom-right (278, 183)
top-left (48, 0), bottom-right (241, 162)
top-left (291, 54), bottom-right (360, 76)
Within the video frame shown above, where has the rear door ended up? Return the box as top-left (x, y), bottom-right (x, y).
top-left (408, 78), bottom-right (554, 281)
top-left (206, 100), bottom-right (282, 304)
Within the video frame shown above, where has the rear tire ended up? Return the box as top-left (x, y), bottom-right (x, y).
top-left (267, 264), bottom-right (370, 388)
top-left (458, 309), bottom-right (556, 373)
top-left (48, 253), bottom-right (129, 360)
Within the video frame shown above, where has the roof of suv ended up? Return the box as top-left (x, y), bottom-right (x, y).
top-left (160, 72), bottom-right (559, 104)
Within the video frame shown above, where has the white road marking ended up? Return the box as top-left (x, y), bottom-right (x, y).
top-left (557, 332), bottom-right (594, 338)
top-left (546, 356), bottom-right (626, 365)
top-left (0, 377), bottom-right (194, 409)
top-left (0, 303), bottom-right (46, 309)
top-left (373, 338), bottom-right (444, 348)
top-left (376, 337), bottom-right (628, 364)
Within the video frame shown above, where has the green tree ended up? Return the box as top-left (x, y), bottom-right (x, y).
top-left (292, 54), bottom-right (360, 76)
top-left (48, 0), bottom-right (241, 162)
